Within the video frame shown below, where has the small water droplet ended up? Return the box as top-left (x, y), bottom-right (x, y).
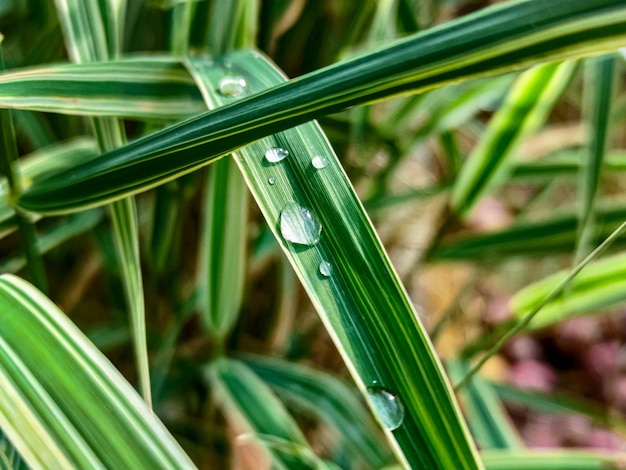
top-left (265, 147), bottom-right (289, 163)
top-left (367, 387), bottom-right (404, 431)
top-left (280, 203), bottom-right (322, 246)
top-left (311, 155), bottom-right (328, 169)
top-left (218, 75), bottom-right (247, 97)
top-left (268, 177), bottom-right (276, 185)
top-left (319, 260), bottom-right (332, 277)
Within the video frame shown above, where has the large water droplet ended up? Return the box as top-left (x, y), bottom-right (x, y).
top-left (265, 147), bottom-right (289, 163)
top-left (280, 203), bottom-right (322, 246)
top-left (367, 387), bottom-right (404, 431)
top-left (218, 75), bottom-right (247, 97)
top-left (268, 177), bottom-right (276, 185)
top-left (319, 260), bottom-right (332, 277)
top-left (311, 155), bottom-right (328, 169)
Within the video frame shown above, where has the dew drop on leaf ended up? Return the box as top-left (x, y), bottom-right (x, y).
top-left (367, 386), bottom-right (404, 431)
top-left (311, 155), bottom-right (328, 169)
top-left (268, 177), bottom-right (276, 185)
top-left (265, 147), bottom-right (289, 163)
top-left (218, 75), bottom-right (247, 97)
top-left (319, 260), bottom-right (332, 277)
top-left (280, 203), bottom-right (322, 246)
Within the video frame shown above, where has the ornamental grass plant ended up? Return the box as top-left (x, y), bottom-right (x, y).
top-left (0, 0), bottom-right (626, 468)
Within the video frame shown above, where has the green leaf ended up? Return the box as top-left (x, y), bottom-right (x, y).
top-left (0, 58), bottom-right (205, 119)
top-left (451, 60), bottom-right (576, 217)
top-left (481, 450), bottom-right (625, 470)
top-left (430, 204), bottom-right (626, 261)
top-left (0, 138), bottom-right (98, 240)
top-left (0, 210), bottom-right (103, 273)
top-left (493, 382), bottom-right (626, 438)
top-left (511, 251), bottom-right (626, 329)
top-left (18, 0), bottom-right (626, 214)
top-left (207, 357), bottom-right (322, 470)
top-left (244, 354), bottom-right (397, 468)
top-left (0, 274), bottom-right (195, 469)
top-left (575, 54), bottom-right (617, 260)
top-left (188, 51), bottom-right (480, 469)
top-left (54, 0), bottom-right (151, 406)
top-left (447, 361), bottom-right (522, 450)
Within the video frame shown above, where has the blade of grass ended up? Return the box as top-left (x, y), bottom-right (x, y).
top-left (0, 44), bottom-right (47, 291)
top-left (450, 60), bottom-right (576, 218)
top-left (207, 357), bottom-right (323, 470)
top-left (447, 360), bottom-right (523, 450)
top-left (0, 210), bottom-right (103, 273)
top-left (188, 51), bottom-right (481, 469)
top-left (0, 274), bottom-right (195, 468)
top-left (575, 54), bottom-right (617, 262)
top-left (193, 0), bottom-right (255, 344)
top-left (510, 251), bottom-right (626, 330)
top-left (429, 203), bottom-right (626, 261)
top-left (243, 354), bottom-right (397, 468)
top-left (54, 0), bottom-right (151, 406)
top-left (0, 138), bottom-right (98, 240)
top-left (493, 382), bottom-right (626, 438)
top-left (18, 0), bottom-right (626, 214)
top-left (480, 450), bottom-right (626, 470)
top-left (0, 58), bottom-right (205, 119)
top-left (455, 220), bottom-right (626, 391)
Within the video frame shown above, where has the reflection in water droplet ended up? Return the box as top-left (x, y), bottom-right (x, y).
top-left (268, 177), bottom-right (276, 185)
top-left (367, 387), bottom-right (404, 431)
top-left (218, 75), bottom-right (247, 97)
top-left (311, 155), bottom-right (328, 169)
top-left (265, 147), bottom-right (289, 163)
top-left (280, 203), bottom-right (322, 246)
top-left (319, 260), bottom-right (332, 277)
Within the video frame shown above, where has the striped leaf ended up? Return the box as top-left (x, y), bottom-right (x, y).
top-left (430, 204), bottom-right (626, 261)
top-left (188, 51), bottom-right (480, 469)
top-left (481, 450), bottom-right (626, 470)
top-left (451, 61), bottom-right (576, 217)
top-left (207, 357), bottom-right (323, 470)
top-left (53, 0), bottom-right (151, 405)
top-left (511, 251), bottom-right (626, 329)
top-left (447, 361), bottom-right (522, 450)
top-left (0, 274), bottom-right (195, 469)
top-left (244, 354), bottom-right (397, 469)
top-left (0, 58), bottom-right (205, 119)
top-left (17, 0), bottom-right (626, 214)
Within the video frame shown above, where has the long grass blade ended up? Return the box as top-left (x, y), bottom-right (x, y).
top-left (207, 357), bottom-right (322, 469)
top-left (189, 51), bottom-right (481, 469)
top-left (0, 58), bottom-right (205, 119)
top-left (575, 54), bottom-right (617, 261)
top-left (450, 61), bottom-right (575, 217)
top-left (0, 45), bottom-right (47, 290)
top-left (430, 204), bottom-right (626, 261)
top-left (480, 450), bottom-right (626, 470)
top-left (0, 274), bottom-right (195, 468)
top-left (18, 0), bottom-right (626, 214)
top-left (244, 354), bottom-right (397, 468)
top-left (447, 361), bottom-right (523, 450)
top-left (511, 251), bottom-right (626, 329)
top-left (493, 382), bottom-right (626, 437)
top-left (193, 0), bottom-right (255, 342)
top-left (54, 0), bottom-right (151, 406)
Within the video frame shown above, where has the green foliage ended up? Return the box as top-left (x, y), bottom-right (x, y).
top-left (0, 0), bottom-right (625, 469)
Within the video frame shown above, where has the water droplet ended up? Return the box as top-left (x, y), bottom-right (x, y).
top-left (265, 147), bottom-right (289, 163)
top-left (319, 260), bottom-right (332, 277)
top-left (367, 387), bottom-right (404, 431)
top-left (311, 155), bottom-right (328, 169)
top-left (218, 75), bottom-right (247, 97)
top-left (280, 203), bottom-right (322, 246)
top-left (268, 177), bottom-right (276, 185)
